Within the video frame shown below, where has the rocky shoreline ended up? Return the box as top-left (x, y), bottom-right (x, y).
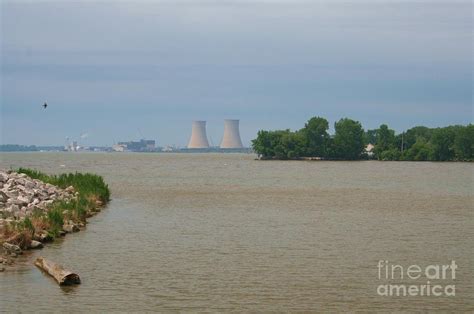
top-left (0, 169), bottom-right (107, 272)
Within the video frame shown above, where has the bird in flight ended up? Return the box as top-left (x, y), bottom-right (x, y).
top-left (43, 102), bottom-right (48, 109)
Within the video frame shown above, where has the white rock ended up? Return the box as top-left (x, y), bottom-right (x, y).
top-left (17, 195), bottom-right (31, 205)
top-left (7, 204), bottom-right (19, 213)
top-left (0, 172), bottom-right (8, 183)
top-left (65, 186), bottom-right (75, 193)
top-left (25, 181), bottom-right (35, 189)
top-left (3, 242), bottom-right (22, 254)
top-left (29, 240), bottom-right (44, 249)
top-left (63, 224), bottom-right (79, 233)
top-left (43, 200), bottom-right (54, 206)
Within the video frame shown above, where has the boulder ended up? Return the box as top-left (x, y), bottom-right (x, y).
top-left (17, 195), bottom-right (32, 205)
top-left (0, 191), bottom-right (7, 202)
top-left (7, 204), bottom-right (20, 214)
top-left (25, 181), bottom-right (35, 189)
top-left (42, 200), bottom-right (54, 207)
top-left (0, 172), bottom-right (8, 183)
top-left (29, 240), bottom-right (44, 249)
top-left (34, 231), bottom-right (53, 243)
top-left (5, 190), bottom-right (19, 199)
top-left (63, 224), bottom-right (79, 233)
top-left (15, 178), bottom-right (26, 186)
top-left (3, 242), bottom-right (22, 255)
top-left (16, 185), bottom-right (26, 192)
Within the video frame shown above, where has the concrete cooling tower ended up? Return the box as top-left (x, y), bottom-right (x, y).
top-left (187, 121), bottom-right (210, 148)
top-left (220, 119), bottom-right (244, 149)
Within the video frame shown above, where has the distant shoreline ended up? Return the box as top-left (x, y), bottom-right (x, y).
top-left (256, 156), bottom-right (473, 162)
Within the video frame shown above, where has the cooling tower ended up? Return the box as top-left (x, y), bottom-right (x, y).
top-left (187, 121), bottom-right (210, 148)
top-left (220, 119), bottom-right (244, 148)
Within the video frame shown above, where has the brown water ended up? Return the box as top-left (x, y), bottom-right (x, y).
top-left (0, 153), bottom-right (472, 312)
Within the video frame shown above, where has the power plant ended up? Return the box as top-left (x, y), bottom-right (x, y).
top-left (187, 119), bottom-right (244, 149)
top-left (220, 119), bottom-right (244, 149)
top-left (187, 121), bottom-right (210, 148)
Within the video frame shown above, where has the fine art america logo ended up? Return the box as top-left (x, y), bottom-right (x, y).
top-left (377, 260), bottom-right (457, 297)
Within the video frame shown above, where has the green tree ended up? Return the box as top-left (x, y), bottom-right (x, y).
top-left (430, 127), bottom-right (457, 161)
top-left (402, 138), bottom-right (434, 161)
top-left (281, 131), bottom-right (306, 159)
top-left (379, 148), bottom-right (401, 161)
top-left (300, 116), bottom-right (330, 157)
top-left (252, 129), bottom-right (305, 159)
top-left (365, 129), bottom-right (377, 145)
top-left (252, 130), bottom-right (273, 158)
top-left (331, 118), bottom-right (365, 160)
top-left (454, 124), bottom-right (474, 160)
top-left (403, 126), bottom-right (432, 150)
top-left (374, 124), bottom-right (396, 159)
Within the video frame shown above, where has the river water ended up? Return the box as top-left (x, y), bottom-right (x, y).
top-left (0, 153), bottom-right (472, 312)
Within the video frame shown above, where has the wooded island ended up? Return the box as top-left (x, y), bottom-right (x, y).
top-left (252, 117), bottom-right (473, 161)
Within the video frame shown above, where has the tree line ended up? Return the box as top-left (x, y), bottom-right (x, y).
top-left (251, 117), bottom-right (473, 161)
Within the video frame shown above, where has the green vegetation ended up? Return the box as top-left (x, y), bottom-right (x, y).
top-left (17, 168), bottom-right (110, 203)
top-left (17, 168), bottom-right (110, 239)
top-left (252, 117), bottom-right (473, 161)
top-left (252, 117), bottom-right (365, 160)
top-left (332, 118), bottom-right (365, 160)
top-left (47, 206), bottom-right (65, 236)
top-left (369, 124), bottom-right (473, 161)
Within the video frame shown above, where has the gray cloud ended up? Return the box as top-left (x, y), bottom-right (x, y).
top-left (1, 0), bottom-right (472, 146)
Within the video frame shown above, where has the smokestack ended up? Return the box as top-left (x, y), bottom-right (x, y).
top-left (187, 121), bottom-right (210, 148)
top-left (220, 119), bottom-right (244, 148)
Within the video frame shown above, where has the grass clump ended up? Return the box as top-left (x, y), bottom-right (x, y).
top-left (18, 168), bottom-right (110, 203)
top-left (46, 206), bottom-right (64, 237)
top-left (2, 217), bottom-right (36, 249)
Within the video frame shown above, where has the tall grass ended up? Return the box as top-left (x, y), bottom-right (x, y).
top-left (18, 168), bottom-right (110, 203)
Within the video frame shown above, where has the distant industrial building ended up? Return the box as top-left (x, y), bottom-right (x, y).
top-left (64, 140), bottom-right (80, 152)
top-left (117, 139), bottom-right (156, 152)
top-left (187, 121), bottom-right (210, 148)
top-left (112, 144), bottom-right (126, 152)
top-left (220, 119), bottom-right (243, 149)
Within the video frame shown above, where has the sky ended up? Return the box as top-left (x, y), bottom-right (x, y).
top-left (1, 0), bottom-right (472, 147)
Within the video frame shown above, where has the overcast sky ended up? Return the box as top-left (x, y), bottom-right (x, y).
top-left (1, 0), bottom-right (472, 147)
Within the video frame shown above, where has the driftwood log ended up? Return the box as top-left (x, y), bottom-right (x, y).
top-left (34, 257), bottom-right (81, 285)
